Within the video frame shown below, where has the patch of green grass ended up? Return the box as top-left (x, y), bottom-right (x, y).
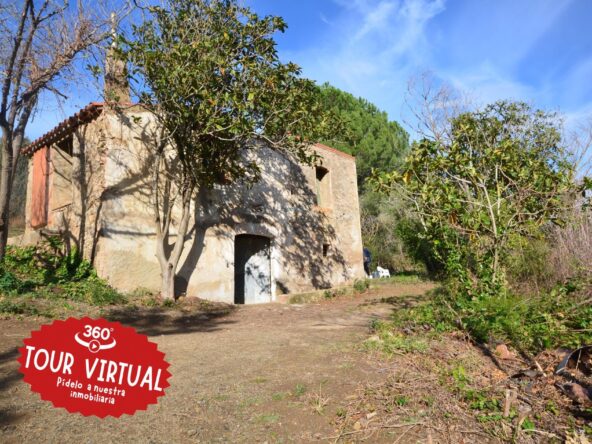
top-left (372, 273), bottom-right (427, 286)
top-left (363, 320), bottom-right (429, 355)
top-left (293, 384), bottom-right (307, 397)
top-left (545, 400), bottom-right (559, 416)
top-left (521, 418), bottom-right (535, 431)
top-left (0, 297), bottom-right (39, 316)
top-left (449, 364), bottom-right (470, 391)
top-left (271, 392), bottom-right (289, 401)
top-left (465, 390), bottom-right (500, 411)
top-left (395, 396), bottom-right (409, 406)
top-left (386, 278), bottom-right (592, 354)
top-left (353, 279), bottom-right (370, 293)
top-left (477, 413), bottom-right (504, 423)
top-left (442, 363), bottom-right (511, 425)
top-left (255, 413), bottom-right (280, 424)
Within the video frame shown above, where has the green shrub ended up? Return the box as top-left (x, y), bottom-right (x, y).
top-left (353, 279), bottom-right (370, 293)
top-left (1, 240), bottom-right (126, 309)
top-left (0, 269), bottom-right (24, 294)
top-left (162, 299), bottom-right (175, 308)
top-left (506, 236), bottom-right (554, 292)
top-left (360, 190), bottom-right (430, 275)
top-left (393, 279), bottom-right (592, 354)
top-left (61, 278), bottom-right (126, 306)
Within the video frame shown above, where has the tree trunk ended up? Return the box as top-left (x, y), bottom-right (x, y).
top-left (161, 263), bottom-right (176, 300)
top-left (0, 134), bottom-right (14, 260)
top-left (155, 187), bottom-right (193, 300)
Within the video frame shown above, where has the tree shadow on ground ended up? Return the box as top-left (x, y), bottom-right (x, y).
top-left (0, 347), bottom-right (22, 393)
top-left (105, 303), bottom-right (238, 336)
top-left (359, 294), bottom-right (427, 311)
top-left (0, 409), bottom-right (28, 427)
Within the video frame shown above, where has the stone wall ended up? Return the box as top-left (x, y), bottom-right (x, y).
top-left (25, 107), bottom-right (364, 302)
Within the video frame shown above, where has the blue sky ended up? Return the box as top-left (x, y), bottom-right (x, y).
top-left (28, 0), bottom-right (592, 140)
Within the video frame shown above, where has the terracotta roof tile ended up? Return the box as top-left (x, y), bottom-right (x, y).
top-left (21, 102), bottom-right (105, 156)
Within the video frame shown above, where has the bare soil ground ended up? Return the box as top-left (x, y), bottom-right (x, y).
top-left (0, 282), bottom-right (589, 443)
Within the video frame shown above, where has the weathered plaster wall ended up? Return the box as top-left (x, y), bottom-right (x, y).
top-left (24, 110), bottom-right (114, 261)
top-left (25, 107), bottom-right (364, 303)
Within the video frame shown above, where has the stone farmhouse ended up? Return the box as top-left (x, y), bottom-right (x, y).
top-left (21, 68), bottom-right (364, 304)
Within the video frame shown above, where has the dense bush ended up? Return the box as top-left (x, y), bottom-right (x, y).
top-left (353, 279), bottom-right (370, 293)
top-left (0, 238), bottom-right (125, 311)
top-left (376, 102), bottom-right (580, 295)
top-left (393, 279), bottom-right (592, 354)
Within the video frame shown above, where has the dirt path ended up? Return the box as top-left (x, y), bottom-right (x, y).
top-left (0, 282), bottom-right (434, 443)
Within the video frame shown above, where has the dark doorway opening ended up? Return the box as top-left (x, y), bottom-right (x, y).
top-left (234, 234), bottom-right (272, 304)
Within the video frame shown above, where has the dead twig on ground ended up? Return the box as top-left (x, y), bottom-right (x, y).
top-left (503, 389), bottom-right (518, 417)
top-left (392, 423), bottom-right (420, 444)
top-left (327, 421), bottom-right (425, 442)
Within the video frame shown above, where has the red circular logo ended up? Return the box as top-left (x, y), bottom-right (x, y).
top-left (17, 317), bottom-right (171, 418)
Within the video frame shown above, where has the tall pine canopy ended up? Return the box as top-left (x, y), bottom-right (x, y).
top-left (317, 83), bottom-right (409, 185)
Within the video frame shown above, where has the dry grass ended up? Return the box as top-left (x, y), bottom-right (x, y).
top-left (549, 210), bottom-right (592, 281)
top-left (331, 332), bottom-right (592, 443)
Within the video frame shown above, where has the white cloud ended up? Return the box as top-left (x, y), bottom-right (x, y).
top-left (288, 0), bottom-right (446, 101)
top-left (353, 1), bottom-right (398, 41)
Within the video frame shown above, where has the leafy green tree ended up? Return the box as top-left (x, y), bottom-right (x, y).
top-left (376, 101), bottom-right (581, 295)
top-left (317, 83), bottom-right (409, 185)
top-left (124, 0), bottom-right (340, 299)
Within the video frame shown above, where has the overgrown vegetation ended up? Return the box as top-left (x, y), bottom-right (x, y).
top-left (364, 319), bottom-right (429, 355)
top-left (0, 238), bottom-right (125, 315)
top-left (360, 190), bottom-right (433, 274)
top-left (387, 283), bottom-right (592, 354)
top-left (372, 96), bottom-right (592, 355)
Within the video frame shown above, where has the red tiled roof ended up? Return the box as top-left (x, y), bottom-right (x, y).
top-left (314, 142), bottom-right (355, 160)
top-left (21, 102), bottom-right (105, 156)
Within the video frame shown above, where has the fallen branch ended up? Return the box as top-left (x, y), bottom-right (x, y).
top-left (326, 421), bottom-right (425, 442)
top-left (522, 429), bottom-right (561, 439)
top-left (503, 389), bottom-right (517, 418)
top-left (393, 423), bottom-right (420, 444)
